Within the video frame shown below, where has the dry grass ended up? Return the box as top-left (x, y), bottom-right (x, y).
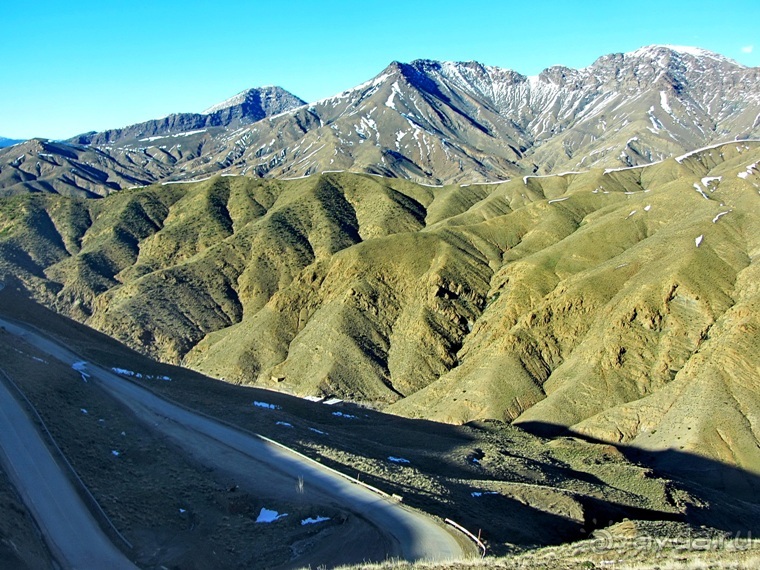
top-left (333, 537), bottom-right (760, 569)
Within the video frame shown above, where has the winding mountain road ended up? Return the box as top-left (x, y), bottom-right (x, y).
top-left (0, 314), bottom-right (472, 568)
top-left (0, 370), bottom-right (137, 569)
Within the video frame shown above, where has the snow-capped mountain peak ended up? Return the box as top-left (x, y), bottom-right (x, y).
top-left (625, 44), bottom-right (743, 67)
top-left (201, 85), bottom-right (304, 116)
top-left (3, 45), bottom-right (758, 195)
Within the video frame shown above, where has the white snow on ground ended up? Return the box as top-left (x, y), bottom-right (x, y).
top-left (471, 491), bottom-right (498, 497)
top-left (138, 129), bottom-right (207, 142)
top-left (660, 91), bottom-right (672, 114)
top-left (171, 129), bottom-right (207, 137)
top-left (111, 450), bottom-right (120, 457)
top-left (701, 176), bottom-right (722, 187)
top-left (253, 401), bottom-right (281, 410)
top-left (179, 508), bottom-right (186, 514)
top-left (713, 211), bottom-right (731, 223)
top-left (256, 508), bottom-right (287, 523)
top-left (275, 421), bottom-right (293, 428)
top-left (72, 362), bottom-right (90, 382)
top-left (696, 235), bottom-right (704, 247)
top-left (693, 183), bottom-right (710, 200)
top-left (111, 367), bottom-right (171, 381)
top-left (323, 398), bottom-right (343, 405)
top-left (332, 411), bottom-right (357, 419)
top-left (309, 428), bottom-right (327, 435)
top-left (202, 91), bottom-right (249, 114)
top-left (738, 162), bottom-right (758, 179)
top-left (547, 197), bottom-right (569, 204)
top-left (303, 396), bottom-right (324, 403)
top-left (301, 516), bottom-right (330, 525)
top-left (80, 408), bottom-right (88, 414)
top-left (385, 81), bottom-right (401, 110)
top-left (647, 106), bottom-right (662, 132)
top-left (161, 176), bottom-right (213, 186)
top-left (388, 456), bottom-right (411, 464)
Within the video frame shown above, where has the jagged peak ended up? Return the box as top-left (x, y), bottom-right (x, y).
top-left (201, 85), bottom-right (302, 115)
top-left (374, 47), bottom-right (744, 93)
top-left (624, 44), bottom-right (743, 67)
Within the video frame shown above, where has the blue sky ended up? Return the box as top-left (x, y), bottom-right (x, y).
top-left (2, 0), bottom-right (758, 140)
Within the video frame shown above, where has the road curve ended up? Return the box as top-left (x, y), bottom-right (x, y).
top-left (0, 373), bottom-right (137, 569)
top-left (0, 316), bottom-right (473, 566)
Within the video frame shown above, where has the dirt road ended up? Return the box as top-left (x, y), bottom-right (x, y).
top-left (0, 315), bottom-right (472, 567)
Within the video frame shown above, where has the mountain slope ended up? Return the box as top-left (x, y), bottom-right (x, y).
top-left (0, 87), bottom-right (306, 197)
top-left (0, 46), bottom-right (757, 196)
top-left (0, 137), bottom-right (24, 148)
top-left (1, 141), bottom-right (758, 495)
top-left (69, 86), bottom-right (306, 146)
top-left (0, 138), bottom-right (174, 197)
top-left (135, 46), bottom-right (760, 184)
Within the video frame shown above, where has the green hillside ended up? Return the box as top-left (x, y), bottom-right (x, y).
top-left (1, 141), bottom-right (759, 498)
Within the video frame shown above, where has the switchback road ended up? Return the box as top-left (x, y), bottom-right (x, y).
top-left (0, 315), bottom-right (472, 567)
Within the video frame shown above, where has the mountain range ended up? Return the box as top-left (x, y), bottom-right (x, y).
top-left (0, 137), bottom-right (24, 149)
top-left (1, 45), bottom-right (760, 500)
top-left (1, 45), bottom-right (758, 197)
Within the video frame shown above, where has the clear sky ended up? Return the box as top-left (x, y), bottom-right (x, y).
top-left (2, 0), bottom-right (758, 140)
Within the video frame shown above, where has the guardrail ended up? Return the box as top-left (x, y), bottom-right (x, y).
top-left (0, 315), bottom-right (484, 560)
top-left (102, 364), bottom-right (400, 503)
top-left (0, 367), bottom-right (133, 552)
top-left (255, 432), bottom-right (395, 497)
top-left (97, 364), bottom-right (488, 560)
top-left (104, 367), bottom-right (490, 559)
top-left (445, 518), bottom-right (487, 557)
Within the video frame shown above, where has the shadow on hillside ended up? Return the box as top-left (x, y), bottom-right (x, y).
top-left (3, 284), bottom-right (760, 555)
top-left (517, 421), bottom-right (760, 535)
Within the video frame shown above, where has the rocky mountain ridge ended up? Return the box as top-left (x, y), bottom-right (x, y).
top-left (0, 46), bottom-right (758, 196)
top-left (69, 85), bottom-right (306, 146)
